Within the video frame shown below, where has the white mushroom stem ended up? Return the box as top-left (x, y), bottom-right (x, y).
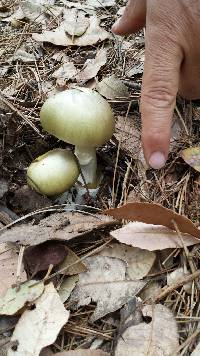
top-left (75, 146), bottom-right (97, 187)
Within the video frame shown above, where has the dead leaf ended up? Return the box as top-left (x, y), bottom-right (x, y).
top-left (61, 1), bottom-right (95, 15)
top-left (0, 280), bottom-right (44, 316)
top-left (0, 243), bottom-right (26, 298)
top-left (0, 179), bottom-right (8, 198)
top-left (140, 281), bottom-right (161, 301)
top-left (10, 47), bottom-right (35, 62)
top-left (114, 116), bottom-right (141, 158)
top-left (167, 267), bottom-right (192, 293)
top-left (33, 16), bottom-right (110, 46)
top-left (54, 351), bottom-right (108, 356)
top-left (70, 255), bottom-right (145, 322)
top-left (115, 304), bottom-right (179, 356)
top-left (106, 202), bottom-right (200, 239)
top-left (62, 8), bottom-right (89, 37)
top-left (110, 222), bottom-right (199, 251)
top-left (76, 49), bottom-right (107, 83)
top-left (0, 212), bottom-right (116, 246)
top-left (96, 76), bottom-right (129, 99)
top-left (7, 283), bottom-right (69, 356)
top-left (86, 0), bottom-right (116, 7)
top-left (52, 61), bottom-right (78, 84)
top-left (99, 243), bottom-right (156, 279)
top-left (58, 275), bottom-right (79, 303)
top-left (59, 247), bottom-right (87, 275)
top-left (40, 347), bottom-right (54, 356)
top-left (23, 241), bottom-right (68, 275)
top-left (181, 146), bottom-right (200, 172)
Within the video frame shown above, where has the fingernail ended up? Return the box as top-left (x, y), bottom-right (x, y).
top-left (112, 18), bottom-right (121, 32)
top-left (149, 152), bottom-right (166, 169)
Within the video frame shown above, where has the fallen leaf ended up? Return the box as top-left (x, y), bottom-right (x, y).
top-left (61, 1), bottom-right (95, 15)
top-left (40, 347), bottom-right (54, 356)
top-left (191, 342), bottom-right (200, 356)
top-left (0, 212), bottom-right (116, 246)
top-left (33, 16), bottom-right (110, 46)
top-left (114, 116), bottom-right (141, 159)
top-left (59, 247), bottom-right (87, 275)
top-left (0, 243), bottom-right (26, 298)
top-left (86, 0), bottom-right (116, 7)
top-left (106, 202), bottom-right (200, 239)
top-left (167, 267), bottom-right (192, 293)
top-left (23, 241), bottom-right (68, 275)
top-left (0, 179), bottom-right (8, 198)
top-left (139, 281), bottom-right (161, 301)
top-left (0, 280), bottom-right (44, 316)
top-left (70, 255), bottom-right (145, 322)
top-left (10, 47), bottom-right (35, 62)
top-left (76, 49), bottom-right (107, 83)
top-left (62, 8), bottom-right (89, 37)
top-left (7, 283), bottom-right (69, 356)
top-left (58, 276), bottom-right (79, 303)
top-left (96, 76), bottom-right (129, 99)
top-left (52, 60), bottom-right (78, 84)
top-left (110, 222), bottom-right (199, 251)
top-left (54, 351), bottom-right (108, 355)
top-left (99, 243), bottom-right (155, 279)
top-left (181, 146), bottom-right (200, 172)
top-left (115, 304), bottom-right (179, 356)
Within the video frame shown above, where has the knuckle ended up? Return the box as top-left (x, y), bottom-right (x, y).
top-left (141, 86), bottom-right (175, 110)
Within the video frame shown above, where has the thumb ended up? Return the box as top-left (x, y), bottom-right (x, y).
top-left (141, 17), bottom-right (183, 169)
top-left (112, 0), bottom-right (146, 35)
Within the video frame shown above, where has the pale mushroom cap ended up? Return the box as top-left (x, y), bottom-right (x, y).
top-left (27, 149), bottom-right (79, 196)
top-left (40, 88), bottom-right (115, 147)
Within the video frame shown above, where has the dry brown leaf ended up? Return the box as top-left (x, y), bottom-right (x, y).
top-left (33, 16), bottom-right (110, 46)
top-left (58, 275), bottom-right (79, 303)
top-left (10, 47), bottom-right (35, 62)
top-left (0, 243), bottom-right (26, 298)
top-left (110, 222), bottom-right (199, 251)
top-left (181, 146), bottom-right (200, 172)
top-left (114, 116), bottom-right (141, 159)
top-left (106, 202), bottom-right (200, 239)
top-left (7, 283), bottom-right (69, 356)
top-left (76, 49), bottom-right (107, 83)
top-left (0, 212), bottom-right (115, 246)
top-left (62, 8), bottom-right (89, 37)
top-left (70, 255), bottom-right (145, 322)
top-left (99, 243), bottom-right (156, 279)
top-left (61, 1), bottom-right (95, 15)
top-left (59, 247), bottom-right (87, 275)
top-left (0, 179), bottom-right (8, 198)
top-left (167, 267), bottom-right (192, 293)
top-left (55, 351), bottom-right (108, 356)
top-left (115, 304), bottom-right (179, 356)
top-left (52, 61), bottom-right (78, 84)
top-left (96, 76), bottom-right (129, 99)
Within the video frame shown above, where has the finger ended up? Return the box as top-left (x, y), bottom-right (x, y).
top-left (141, 3), bottom-right (183, 169)
top-left (112, 0), bottom-right (146, 35)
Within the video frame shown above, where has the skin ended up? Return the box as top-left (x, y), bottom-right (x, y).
top-left (112, 0), bottom-right (200, 169)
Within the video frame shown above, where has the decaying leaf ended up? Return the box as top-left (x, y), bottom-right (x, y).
top-left (115, 304), bottom-right (179, 356)
top-left (23, 241), bottom-right (68, 275)
top-left (0, 179), bottom-right (8, 198)
top-left (96, 76), bottom-right (129, 99)
top-left (140, 281), bottom-right (161, 301)
top-left (0, 280), bottom-right (44, 316)
top-left (86, 0), bottom-right (116, 8)
top-left (99, 243), bottom-right (155, 279)
top-left (76, 49), bottom-right (107, 83)
top-left (110, 222), bottom-right (199, 251)
top-left (181, 146), bottom-right (200, 172)
top-left (7, 283), bottom-right (69, 356)
top-left (55, 350), bottom-right (109, 355)
top-left (106, 202), bottom-right (200, 239)
top-left (62, 8), bottom-right (89, 37)
top-left (0, 212), bottom-right (115, 246)
top-left (0, 244), bottom-right (26, 298)
top-left (59, 247), bottom-right (87, 275)
top-left (33, 16), bottom-right (110, 46)
top-left (114, 116), bottom-right (141, 158)
top-left (52, 60), bottom-right (78, 84)
top-left (70, 255), bottom-right (145, 322)
top-left (58, 276), bottom-right (79, 303)
top-left (167, 267), bottom-right (192, 293)
top-left (10, 47), bottom-right (35, 62)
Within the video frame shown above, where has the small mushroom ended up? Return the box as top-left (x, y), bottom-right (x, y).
top-left (27, 148), bottom-right (79, 196)
top-left (40, 88), bottom-right (115, 187)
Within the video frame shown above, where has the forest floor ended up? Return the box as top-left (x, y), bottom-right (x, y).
top-left (0, 1), bottom-right (200, 355)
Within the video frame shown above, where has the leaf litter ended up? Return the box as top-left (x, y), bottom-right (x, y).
top-left (0, 0), bottom-right (200, 354)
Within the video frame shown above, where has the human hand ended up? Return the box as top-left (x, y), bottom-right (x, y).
top-left (112, 0), bottom-right (200, 169)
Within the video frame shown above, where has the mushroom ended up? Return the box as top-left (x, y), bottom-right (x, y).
top-left (27, 148), bottom-right (79, 196)
top-left (40, 88), bottom-right (115, 187)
